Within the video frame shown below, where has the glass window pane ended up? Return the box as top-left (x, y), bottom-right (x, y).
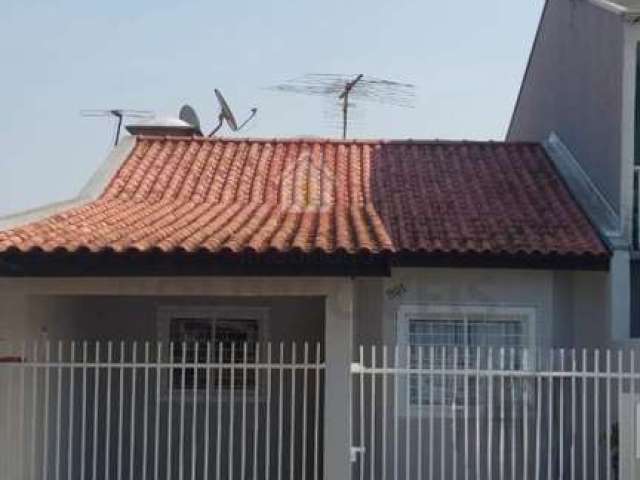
top-left (407, 311), bottom-right (528, 406)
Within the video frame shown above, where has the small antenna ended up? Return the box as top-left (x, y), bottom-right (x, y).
top-left (268, 74), bottom-right (415, 138)
top-left (81, 109), bottom-right (154, 146)
top-left (209, 89), bottom-right (258, 137)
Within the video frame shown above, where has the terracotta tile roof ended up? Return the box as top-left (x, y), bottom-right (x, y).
top-left (0, 136), bottom-right (608, 259)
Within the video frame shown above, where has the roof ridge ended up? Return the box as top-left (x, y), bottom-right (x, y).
top-left (133, 134), bottom-right (543, 146)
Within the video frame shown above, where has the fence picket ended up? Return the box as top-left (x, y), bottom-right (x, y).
top-left (129, 342), bottom-right (138, 480)
top-left (370, 345), bottom-right (376, 480)
top-left (605, 350), bottom-right (611, 480)
top-left (154, 342), bottom-right (162, 480)
top-left (559, 349), bottom-right (565, 480)
top-left (571, 349), bottom-right (577, 480)
top-left (253, 343), bottom-right (260, 480)
top-left (117, 342), bottom-right (125, 480)
top-left (594, 349), bottom-right (600, 480)
top-left (190, 342), bottom-right (198, 480)
top-left (80, 342), bottom-right (87, 480)
top-left (453, 346), bottom-right (459, 480)
top-left (583, 348), bottom-right (588, 479)
top-left (203, 342), bottom-right (211, 480)
top-left (405, 344), bottom-right (410, 480)
top-left (289, 342), bottom-right (297, 480)
top-left (143, 342), bottom-right (150, 480)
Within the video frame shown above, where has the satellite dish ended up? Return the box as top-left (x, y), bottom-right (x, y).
top-left (215, 89), bottom-right (238, 131)
top-left (179, 104), bottom-right (201, 133)
top-left (208, 89), bottom-right (258, 137)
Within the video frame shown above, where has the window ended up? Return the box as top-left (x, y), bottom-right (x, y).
top-left (158, 307), bottom-right (268, 391)
top-left (397, 305), bottom-right (535, 410)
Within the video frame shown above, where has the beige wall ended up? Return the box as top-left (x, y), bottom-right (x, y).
top-left (1, 295), bottom-right (324, 347)
top-left (381, 268), bottom-right (553, 346)
top-left (354, 268), bottom-right (610, 349)
top-left (0, 269), bottom-right (610, 349)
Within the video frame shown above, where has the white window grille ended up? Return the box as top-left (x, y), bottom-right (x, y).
top-left (397, 305), bottom-right (535, 409)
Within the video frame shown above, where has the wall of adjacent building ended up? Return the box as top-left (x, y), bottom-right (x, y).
top-left (508, 0), bottom-right (625, 213)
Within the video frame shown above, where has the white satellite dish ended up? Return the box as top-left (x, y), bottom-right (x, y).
top-left (179, 104), bottom-right (201, 134)
top-left (208, 89), bottom-right (258, 137)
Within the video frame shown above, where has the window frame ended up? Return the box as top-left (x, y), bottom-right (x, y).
top-left (157, 306), bottom-right (270, 400)
top-left (396, 303), bottom-right (537, 417)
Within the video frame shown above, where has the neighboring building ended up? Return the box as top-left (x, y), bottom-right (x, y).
top-left (508, 0), bottom-right (640, 342)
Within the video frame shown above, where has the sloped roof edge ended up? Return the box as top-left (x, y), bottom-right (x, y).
top-left (0, 136), bottom-right (137, 232)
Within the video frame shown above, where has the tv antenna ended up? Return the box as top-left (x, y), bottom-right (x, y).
top-left (268, 73), bottom-right (416, 138)
top-left (208, 89), bottom-right (258, 137)
top-left (81, 109), bottom-right (154, 146)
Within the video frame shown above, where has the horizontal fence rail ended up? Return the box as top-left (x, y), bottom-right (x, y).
top-left (0, 341), bottom-right (324, 480)
top-left (352, 345), bottom-right (640, 480)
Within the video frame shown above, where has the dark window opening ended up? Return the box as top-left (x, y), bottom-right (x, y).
top-left (170, 317), bottom-right (259, 390)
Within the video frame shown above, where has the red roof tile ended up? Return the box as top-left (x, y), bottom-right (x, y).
top-left (0, 137), bottom-right (608, 259)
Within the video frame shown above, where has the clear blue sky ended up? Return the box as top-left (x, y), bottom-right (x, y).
top-left (1, 0), bottom-right (544, 216)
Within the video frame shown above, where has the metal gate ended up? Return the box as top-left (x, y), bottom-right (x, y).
top-left (352, 345), bottom-right (640, 480)
top-left (0, 340), bottom-right (324, 480)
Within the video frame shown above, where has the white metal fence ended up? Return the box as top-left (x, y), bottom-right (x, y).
top-left (0, 341), bottom-right (324, 480)
top-left (3, 342), bottom-right (640, 480)
top-left (351, 346), bottom-right (640, 480)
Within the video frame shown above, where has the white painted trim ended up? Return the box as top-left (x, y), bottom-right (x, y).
top-left (0, 136), bottom-right (136, 231)
top-left (396, 304), bottom-right (537, 351)
top-left (543, 132), bottom-right (623, 244)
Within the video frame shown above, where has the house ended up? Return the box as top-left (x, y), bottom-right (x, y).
top-left (1, 1), bottom-right (640, 478)
top-left (0, 132), bottom-right (620, 479)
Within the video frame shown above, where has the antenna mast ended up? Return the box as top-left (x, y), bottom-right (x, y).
top-left (267, 73), bottom-right (415, 139)
top-left (81, 109), bottom-right (154, 145)
top-left (339, 74), bottom-right (363, 139)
